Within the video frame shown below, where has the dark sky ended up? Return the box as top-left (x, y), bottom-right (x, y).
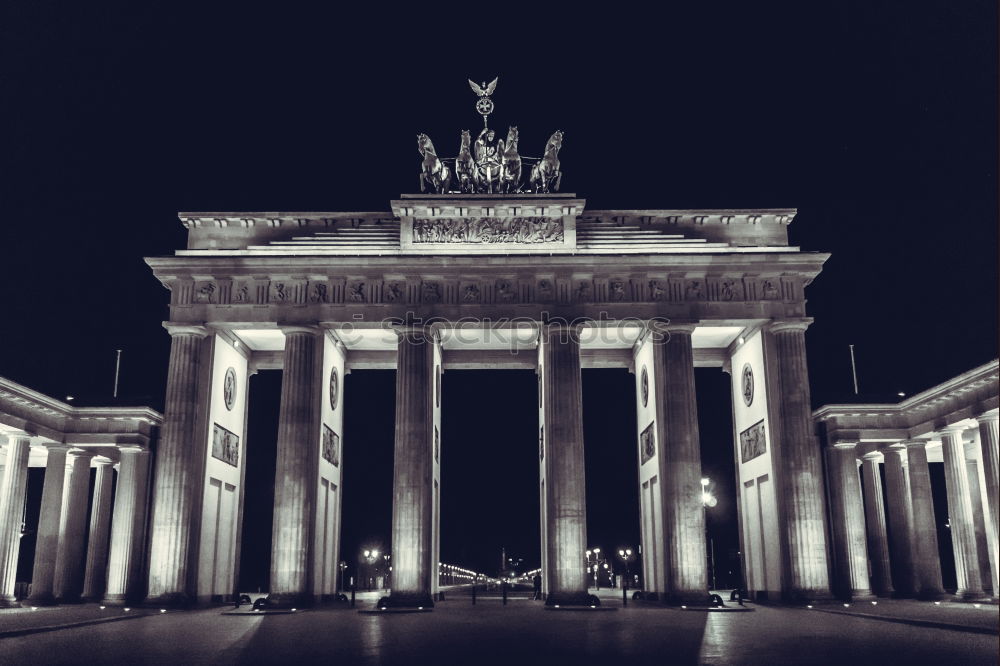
top-left (3, 4), bottom-right (996, 584)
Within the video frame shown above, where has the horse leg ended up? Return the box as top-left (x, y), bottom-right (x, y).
top-left (554, 171), bottom-right (562, 192)
top-left (420, 172), bottom-right (426, 193)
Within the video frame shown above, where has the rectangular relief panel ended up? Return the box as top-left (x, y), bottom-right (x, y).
top-left (739, 420), bottom-right (766, 464)
top-left (212, 424), bottom-right (240, 467)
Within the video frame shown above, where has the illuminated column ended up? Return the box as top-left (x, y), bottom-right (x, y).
top-left (82, 457), bottom-right (115, 601)
top-left (540, 323), bottom-right (590, 607)
top-left (0, 437), bottom-right (31, 607)
top-left (940, 427), bottom-right (983, 598)
top-left (53, 450), bottom-right (95, 602)
top-left (904, 440), bottom-right (944, 598)
top-left (767, 320), bottom-right (831, 600)
top-left (860, 453), bottom-right (893, 597)
top-left (965, 443), bottom-right (993, 594)
top-left (104, 446), bottom-right (151, 604)
top-left (652, 323), bottom-right (707, 603)
top-left (25, 444), bottom-right (70, 605)
top-left (882, 445), bottom-right (917, 596)
top-left (825, 444), bottom-right (872, 599)
top-left (388, 327), bottom-right (436, 608)
top-left (270, 326), bottom-right (322, 607)
top-left (145, 325), bottom-right (209, 605)
top-left (976, 412), bottom-right (999, 595)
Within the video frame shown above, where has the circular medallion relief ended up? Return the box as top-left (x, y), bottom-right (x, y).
top-left (741, 363), bottom-right (754, 407)
top-left (640, 366), bottom-right (649, 407)
top-left (329, 367), bottom-right (339, 411)
top-left (223, 367), bottom-right (237, 411)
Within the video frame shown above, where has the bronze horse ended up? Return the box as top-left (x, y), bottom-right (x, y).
top-left (499, 126), bottom-right (522, 194)
top-left (529, 130), bottom-right (563, 193)
top-left (417, 133), bottom-right (452, 194)
top-left (455, 130), bottom-right (476, 194)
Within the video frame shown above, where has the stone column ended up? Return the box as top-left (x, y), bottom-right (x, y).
top-left (940, 428), bottom-right (984, 598)
top-left (387, 327), bottom-right (436, 608)
top-left (0, 437), bottom-right (31, 607)
top-left (860, 453), bottom-right (894, 596)
top-left (964, 445), bottom-right (993, 594)
top-left (104, 447), bottom-right (151, 605)
top-left (24, 445), bottom-right (70, 605)
top-left (53, 450), bottom-right (94, 602)
top-left (539, 323), bottom-right (589, 607)
top-left (767, 320), bottom-right (831, 600)
top-left (82, 457), bottom-right (115, 601)
top-left (270, 326), bottom-right (322, 608)
top-left (825, 444), bottom-right (872, 599)
top-left (146, 325), bottom-right (208, 606)
top-left (652, 324), bottom-right (707, 603)
top-left (905, 440), bottom-right (944, 598)
top-left (976, 412), bottom-right (999, 595)
top-left (882, 446), bottom-right (917, 596)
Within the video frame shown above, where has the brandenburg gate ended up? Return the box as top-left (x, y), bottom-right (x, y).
top-left (142, 191), bottom-right (832, 608)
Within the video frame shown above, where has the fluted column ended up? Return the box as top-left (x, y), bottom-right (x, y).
top-left (883, 446), bottom-right (917, 596)
top-left (767, 320), bottom-right (831, 600)
top-left (145, 325), bottom-right (208, 605)
top-left (270, 326), bottom-right (321, 607)
top-left (388, 327), bottom-right (436, 608)
top-left (0, 436), bottom-right (31, 607)
top-left (652, 324), bottom-right (707, 603)
top-left (25, 444), bottom-right (70, 605)
top-left (964, 447), bottom-right (993, 594)
top-left (104, 446), bottom-right (151, 604)
top-left (860, 454), bottom-right (893, 596)
top-left (825, 444), bottom-right (872, 599)
top-left (82, 457), bottom-right (115, 601)
top-left (976, 412), bottom-right (999, 595)
top-left (940, 428), bottom-right (983, 598)
top-left (905, 440), bottom-right (944, 598)
top-left (540, 323), bottom-right (589, 606)
top-left (53, 450), bottom-right (94, 602)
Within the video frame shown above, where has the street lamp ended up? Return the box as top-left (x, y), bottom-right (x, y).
top-left (618, 548), bottom-right (634, 591)
top-left (701, 479), bottom-right (718, 590)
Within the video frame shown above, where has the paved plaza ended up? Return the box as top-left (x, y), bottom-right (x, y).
top-left (2, 591), bottom-right (996, 665)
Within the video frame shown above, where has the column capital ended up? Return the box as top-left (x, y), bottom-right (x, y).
top-left (43, 443), bottom-right (71, 452)
top-left (975, 410), bottom-right (999, 425)
top-left (162, 323), bottom-right (209, 338)
top-left (830, 440), bottom-right (859, 451)
top-left (67, 449), bottom-right (95, 460)
top-left (861, 450), bottom-right (884, 462)
top-left (116, 444), bottom-right (146, 455)
top-left (92, 455), bottom-right (115, 467)
top-left (939, 423), bottom-right (969, 438)
top-left (903, 439), bottom-right (932, 449)
top-left (279, 324), bottom-right (321, 336)
top-left (766, 317), bottom-right (814, 334)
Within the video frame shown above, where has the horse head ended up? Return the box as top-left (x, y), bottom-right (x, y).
top-left (506, 126), bottom-right (519, 146)
top-left (548, 130), bottom-right (563, 151)
top-left (417, 133), bottom-right (429, 156)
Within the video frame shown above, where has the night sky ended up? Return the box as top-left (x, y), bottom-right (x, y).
top-left (3, 4), bottom-right (996, 587)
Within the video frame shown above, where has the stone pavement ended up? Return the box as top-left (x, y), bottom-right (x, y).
top-left (0, 594), bottom-right (996, 665)
top-left (0, 604), bottom-right (154, 638)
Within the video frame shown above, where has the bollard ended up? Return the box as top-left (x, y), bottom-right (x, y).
top-left (351, 583), bottom-right (356, 608)
top-left (502, 582), bottom-right (508, 606)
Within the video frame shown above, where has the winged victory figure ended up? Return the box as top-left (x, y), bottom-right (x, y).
top-left (468, 77), bottom-right (498, 97)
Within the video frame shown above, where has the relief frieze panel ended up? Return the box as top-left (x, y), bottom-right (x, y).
top-left (412, 217), bottom-right (564, 244)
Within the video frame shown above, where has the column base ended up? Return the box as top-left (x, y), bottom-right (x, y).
top-left (55, 595), bottom-right (85, 605)
top-left (137, 592), bottom-right (193, 608)
top-left (264, 592), bottom-right (315, 610)
top-left (661, 590), bottom-right (716, 606)
top-left (0, 597), bottom-right (23, 608)
top-left (545, 591), bottom-right (596, 607)
top-left (23, 593), bottom-right (58, 607)
top-left (782, 588), bottom-right (835, 604)
top-left (382, 592), bottom-right (434, 609)
top-left (915, 588), bottom-right (946, 601)
top-left (953, 589), bottom-right (990, 602)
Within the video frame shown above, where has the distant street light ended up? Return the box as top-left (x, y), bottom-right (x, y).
top-left (618, 548), bottom-right (634, 591)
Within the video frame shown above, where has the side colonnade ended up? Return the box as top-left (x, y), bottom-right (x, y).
top-left (0, 382), bottom-right (159, 607)
top-left (817, 362), bottom-right (999, 601)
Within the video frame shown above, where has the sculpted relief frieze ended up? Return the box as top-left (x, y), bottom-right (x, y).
top-left (171, 275), bottom-right (801, 308)
top-left (412, 217), bottom-right (564, 244)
